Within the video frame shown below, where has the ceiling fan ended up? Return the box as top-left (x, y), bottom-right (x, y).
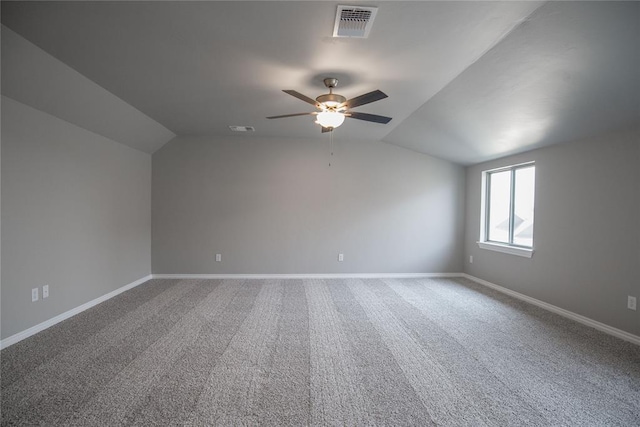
top-left (267, 78), bottom-right (392, 132)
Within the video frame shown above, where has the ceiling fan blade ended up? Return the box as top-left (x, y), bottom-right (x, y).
top-left (346, 111), bottom-right (392, 124)
top-left (342, 90), bottom-right (388, 109)
top-left (266, 112), bottom-right (317, 119)
top-left (321, 126), bottom-right (333, 133)
top-left (283, 90), bottom-right (319, 107)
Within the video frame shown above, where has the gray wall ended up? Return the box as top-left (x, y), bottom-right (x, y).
top-left (152, 135), bottom-right (465, 274)
top-left (464, 126), bottom-right (640, 336)
top-left (1, 97), bottom-right (151, 340)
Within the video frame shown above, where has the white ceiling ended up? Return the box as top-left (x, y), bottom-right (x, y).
top-left (1, 26), bottom-right (176, 153)
top-left (1, 1), bottom-right (638, 165)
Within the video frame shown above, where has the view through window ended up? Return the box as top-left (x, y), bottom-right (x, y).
top-left (485, 163), bottom-right (535, 248)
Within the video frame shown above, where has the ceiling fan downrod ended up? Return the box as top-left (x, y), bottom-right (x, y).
top-left (317, 78), bottom-right (346, 109)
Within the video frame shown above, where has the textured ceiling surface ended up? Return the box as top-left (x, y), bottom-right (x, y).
top-left (2, 1), bottom-right (638, 164)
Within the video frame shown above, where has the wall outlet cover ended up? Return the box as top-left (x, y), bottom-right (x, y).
top-left (215, 253), bottom-right (222, 262)
top-left (43, 285), bottom-right (49, 298)
top-left (338, 253), bottom-right (344, 262)
top-left (628, 296), bottom-right (637, 311)
top-left (31, 288), bottom-right (39, 302)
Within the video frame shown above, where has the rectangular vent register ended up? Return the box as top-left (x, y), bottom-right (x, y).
top-left (333, 6), bottom-right (378, 38)
top-left (229, 126), bottom-right (255, 132)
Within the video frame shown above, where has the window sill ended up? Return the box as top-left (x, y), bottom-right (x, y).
top-left (477, 241), bottom-right (533, 258)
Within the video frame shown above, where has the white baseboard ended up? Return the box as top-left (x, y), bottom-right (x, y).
top-left (6, 272), bottom-right (634, 350)
top-left (0, 275), bottom-right (153, 350)
top-left (0, 272), bottom-right (459, 349)
top-left (152, 273), bottom-right (462, 280)
top-left (462, 273), bottom-right (640, 346)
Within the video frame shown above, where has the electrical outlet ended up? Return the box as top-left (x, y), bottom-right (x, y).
top-left (215, 253), bottom-right (222, 262)
top-left (628, 296), bottom-right (637, 311)
top-left (338, 253), bottom-right (344, 262)
top-left (469, 255), bottom-right (473, 264)
top-left (43, 285), bottom-right (49, 299)
top-left (31, 288), bottom-right (39, 302)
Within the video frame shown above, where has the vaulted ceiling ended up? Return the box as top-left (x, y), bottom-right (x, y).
top-left (2, 1), bottom-right (638, 165)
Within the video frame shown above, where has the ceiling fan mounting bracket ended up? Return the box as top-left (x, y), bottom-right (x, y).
top-left (323, 77), bottom-right (339, 89)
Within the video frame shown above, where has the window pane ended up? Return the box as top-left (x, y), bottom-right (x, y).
top-left (513, 166), bottom-right (535, 247)
top-left (487, 170), bottom-right (511, 244)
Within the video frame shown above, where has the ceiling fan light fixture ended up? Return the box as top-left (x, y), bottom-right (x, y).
top-left (316, 111), bottom-right (345, 129)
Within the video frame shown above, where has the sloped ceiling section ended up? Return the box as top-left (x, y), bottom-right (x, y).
top-left (384, 2), bottom-right (640, 165)
top-left (1, 1), bottom-right (638, 163)
top-left (1, 26), bottom-right (175, 154)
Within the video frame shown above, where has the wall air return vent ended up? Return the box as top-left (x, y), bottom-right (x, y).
top-left (333, 5), bottom-right (378, 38)
top-left (229, 126), bottom-right (255, 132)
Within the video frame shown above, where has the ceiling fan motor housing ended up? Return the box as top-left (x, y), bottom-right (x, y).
top-left (316, 93), bottom-right (347, 108)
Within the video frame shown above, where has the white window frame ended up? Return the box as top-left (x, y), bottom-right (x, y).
top-left (478, 161), bottom-right (535, 258)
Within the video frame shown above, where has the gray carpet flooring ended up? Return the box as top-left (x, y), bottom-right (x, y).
top-left (2, 277), bottom-right (639, 426)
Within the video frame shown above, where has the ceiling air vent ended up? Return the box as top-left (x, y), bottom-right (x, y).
top-left (333, 5), bottom-right (378, 38)
top-left (229, 126), bottom-right (255, 132)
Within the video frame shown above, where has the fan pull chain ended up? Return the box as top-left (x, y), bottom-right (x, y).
top-left (329, 130), bottom-right (334, 167)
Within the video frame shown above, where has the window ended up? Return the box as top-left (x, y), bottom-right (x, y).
top-left (479, 162), bottom-right (535, 257)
